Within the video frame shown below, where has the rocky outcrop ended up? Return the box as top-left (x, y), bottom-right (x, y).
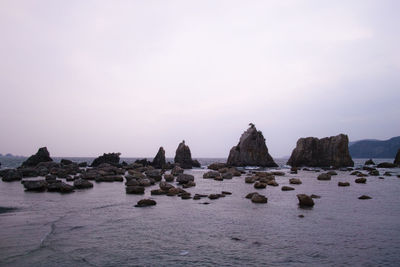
top-left (91, 153), bottom-right (120, 167)
top-left (174, 141), bottom-right (200, 169)
top-left (377, 162), bottom-right (397, 168)
top-left (395, 149), bottom-right (400, 165)
top-left (21, 147), bottom-right (53, 167)
top-left (297, 194), bottom-right (314, 207)
top-left (287, 134), bottom-right (354, 167)
top-left (227, 124), bottom-right (277, 167)
top-left (152, 147), bottom-right (166, 169)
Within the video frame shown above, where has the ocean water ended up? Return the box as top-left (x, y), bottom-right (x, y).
top-left (1, 157), bottom-right (400, 266)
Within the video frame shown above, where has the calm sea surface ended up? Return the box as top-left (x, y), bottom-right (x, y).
top-left (0, 157), bottom-right (400, 266)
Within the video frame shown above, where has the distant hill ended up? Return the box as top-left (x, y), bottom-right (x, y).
top-left (349, 136), bottom-right (400, 158)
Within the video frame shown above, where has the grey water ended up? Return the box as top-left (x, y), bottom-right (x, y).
top-left (1, 157), bottom-right (400, 266)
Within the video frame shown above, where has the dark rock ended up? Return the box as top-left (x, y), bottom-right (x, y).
top-left (152, 147), bottom-right (166, 169)
top-left (358, 195), bottom-right (372, 200)
top-left (127, 171), bottom-right (146, 180)
top-left (145, 170), bottom-right (162, 181)
top-left (78, 162), bottom-right (88, 167)
top-left (171, 166), bottom-right (184, 176)
top-left (126, 186), bottom-right (145, 194)
top-left (166, 187), bottom-right (181, 196)
top-left (245, 176), bottom-right (256, 184)
top-left (369, 170), bottom-right (379, 176)
top-left (317, 173), bottom-right (331, 181)
top-left (22, 180), bottom-right (48, 192)
top-left (383, 172), bottom-right (392, 176)
top-left (160, 181), bottom-right (174, 191)
top-left (91, 153), bottom-right (120, 167)
top-left (363, 166), bottom-right (376, 171)
top-left (272, 171), bottom-right (285, 176)
top-left (208, 162), bottom-right (227, 170)
top-left (287, 134), bottom-right (354, 167)
top-left (281, 186), bottom-right (295, 191)
top-left (254, 182), bottom-right (267, 189)
top-left (222, 191), bottom-right (232, 195)
top-left (267, 180), bottom-right (279, 186)
top-left (18, 167), bottom-right (39, 178)
top-left (135, 199), bottom-right (156, 207)
top-left (395, 149), bottom-right (400, 165)
top-left (2, 169), bottom-right (22, 182)
top-left (377, 162), bottom-right (397, 168)
top-left (364, 159), bottom-right (375, 165)
top-left (181, 193), bottom-right (192, 199)
top-left (251, 194), bottom-right (268, 203)
top-left (182, 181), bottom-right (196, 188)
top-left (164, 174), bottom-right (174, 182)
top-left (21, 147), bottom-right (53, 167)
top-left (73, 178), bottom-right (93, 189)
top-left (289, 178), bottom-right (302, 184)
top-left (350, 171), bottom-right (362, 176)
top-left (355, 177), bottom-right (367, 184)
top-left (60, 159), bottom-right (73, 165)
top-left (245, 192), bottom-right (259, 199)
top-left (95, 175), bottom-right (123, 182)
top-left (47, 181), bottom-right (74, 193)
top-left (298, 215), bottom-right (305, 218)
top-left (327, 171), bottom-right (338, 176)
top-left (203, 171), bottom-right (221, 179)
top-left (338, 182), bottom-right (350, 187)
top-left (208, 194), bottom-right (220, 200)
top-left (125, 179), bottom-right (139, 186)
top-left (310, 194), bottom-right (321, 199)
top-left (297, 194), bottom-right (314, 207)
top-left (227, 124), bottom-right (277, 167)
top-left (137, 178), bottom-right (152, 187)
top-left (174, 140), bottom-right (199, 169)
top-left (135, 158), bottom-right (151, 166)
top-left (151, 189), bottom-right (167, 195)
top-left (222, 172), bottom-right (233, 179)
top-left (176, 173), bottom-right (194, 184)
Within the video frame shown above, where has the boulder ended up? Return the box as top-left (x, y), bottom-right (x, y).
top-left (287, 134), bottom-right (354, 167)
top-left (159, 181), bottom-right (174, 191)
top-left (251, 194), bottom-right (268, 203)
top-left (338, 182), bottom-right (350, 187)
top-left (126, 186), bottom-right (145, 194)
top-left (21, 147), bottom-right (53, 167)
top-left (245, 176), bottom-right (256, 184)
top-left (151, 189), bottom-right (167, 195)
top-left (297, 194), bottom-right (314, 207)
top-left (364, 159), bottom-right (375, 165)
top-left (145, 170), bottom-right (162, 181)
top-left (245, 192), bottom-right (259, 199)
top-left (369, 170), bottom-right (379, 176)
top-left (377, 162), bottom-right (397, 168)
top-left (171, 166), bottom-right (184, 176)
top-left (174, 141), bottom-right (199, 169)
top-left (182, 181), bottom-right (196, 188)
top-left (176, 173), bottom-right (194, 184)
top-left (203, 171), bottom-right (221, 179)
top-left (227, 124), bottom-right (277, 167)
top-left (395, 149), bottom-right (400, 165)
top-left (355, 177), bottom-right (367, 184)
top-left (2, 169), bottom-right (22, 182)
top-left (22, 180), bottom-right (48, 192)
top-left (208, 194), bottom-right (220, 200)
top-left (47, 181), bottom-right (75, 193)
top-left (152, 147), bottom-right (166, 169)
top-left (254, 182), bottom-right (266, 189)
top-left (73, 178), bottom-right (93, 189)
top-left (208, 162), bottom-right (227, 170)
top-left (317, 173), bottom-right (331, 181)
top-left (164, 174), bottom-right (174, 182)
top-left (267, 180), bottom-right (279, 186)
top-left (78, 162), bottom-right (88, 167)
top-left (135, 199), bottom-right (156, 207)
top-left (222, 172), bottom-right (233, 179)
top-left (289, 178), bottom-right (302, 184)
top-left (281, 186), bottom-right (295, 191)
top-left (60, 159), bottom-right (73, 165)
top-left (91, 153), bottom-right (120, 167)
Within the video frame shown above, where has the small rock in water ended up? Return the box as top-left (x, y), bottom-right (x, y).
top-left (289, 178), bottom-right (302, 185)
top-left (297, 194), bottom-right (314, 207)
top-left (298, 214), bottom-right (304, 218)
top-left (135, 199), bottom-right (157, 207)
top-left (281, 186), bottom-right (295, 191)
top-left (358, 195), bottom-right (372, 200)
top-left (310, 194), bottom-right (321, 199)
top-left (338, 182), bottom-right (350, 187)
top-left (221, 191), bottom-right (232, 195)
top-left (355, 178), bottom-right (367, 184)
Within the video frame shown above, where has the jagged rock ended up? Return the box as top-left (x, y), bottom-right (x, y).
top-left (174, 141), bottom-right (199, 169)
top-left (176, 174), bottom-right (194, 184)
top-left (151, 147), bottom-right (166, 169)
top-left (281, 186), bottom-right (295, 191)
top-left (365, 159), bottom-right (375, 165)
top-left (251, 193), bottom-right (268, 203)
top-left (377, 162), bottom-right (397, 168)
top-left (91, 153), bottom-right (120, 167)
top-left (287, 134), bottom-right (354, 167)
top-left (135, 199), bottom-right (156, 207)
top-left (2, 169), bottom-right (22, 182)
top-left (208, 162), bottom-right (227, 170)
top-left (297, 194), bottom-right (314, 207)
top-left (395, 149), bottom-right (400, 165)
top-left (338, 181), bottom-right (350, 187)
top-left (317, 173), bottom-right (331, 181)
top-left (227, 124), bottom-right (277, 167)
top-left (21, 147), bottom-right (53, 167)
top-left (73, 178), bottom-right (93, 189)
top-left (355, 177), bottom-right (367, 184)
top-left (289, 178), bottom-right (302, 184)
top-left (22, 180), bottom-right (48, 192)
top-left (126, 186), bottom-right (145, 194)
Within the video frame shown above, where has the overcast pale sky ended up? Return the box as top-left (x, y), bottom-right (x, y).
top-left (0, 0), bottom-right (399, 158)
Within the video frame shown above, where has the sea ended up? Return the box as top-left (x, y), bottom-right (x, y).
top-left (0, 156), bottom-right (400, 266)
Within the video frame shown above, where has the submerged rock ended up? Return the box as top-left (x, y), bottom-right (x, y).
top-left (152, 147), bottom-right (166, 169)
top-left (174, 141), bottom-right (200, 169)
top-left (227, 124), bottom-right (277, 167)
top-left (287, 134), bottom-right (354, 168)
top-left (21, 147), bottom-right (53, 167)
top-left (358, 195), bottom-right (372, 200)
top-left (281, 186), bottom-right (295, 191)
top-left (297, 194), bottom-right (314, 207)
top-left (91, 153), bottom-right (120, 167)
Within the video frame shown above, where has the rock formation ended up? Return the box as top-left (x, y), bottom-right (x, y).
top-left (227, 124), bottom-right (277, 167)
top-left (287, 134), bottom-right (354, 167)
top-left (394, 149), bottom-right (400, 165)
top-left (21, 147), bottom-right (53, 167)
top-left (174, 141), bottom-right (200, 169)
top-left (152, 147), bottom-right (166, 169)
top-left (91, 153), bottom-right (120, 167)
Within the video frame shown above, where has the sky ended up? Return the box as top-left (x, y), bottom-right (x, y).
top-left (0, 0), bottom-right (399, 158)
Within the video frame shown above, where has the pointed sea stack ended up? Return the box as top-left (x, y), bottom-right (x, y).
top-left (227, 124), bottom-right (277, 167)
top-left (21, 147), bottom-right (53, 167)
top-left (174, 141), bottom-right (200, 169)
top-left (394, 149), bottom-right (400, 166)
top-left (287, 134), bottom-right (354, 168)
top-left (152, 147), bottom-right (166, 169)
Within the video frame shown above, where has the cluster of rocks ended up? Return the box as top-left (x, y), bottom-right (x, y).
top-left (203, 164), bottom-right (243, 181)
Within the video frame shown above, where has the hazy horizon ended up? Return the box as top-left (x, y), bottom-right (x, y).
top-left (1, 1), bottom-right (399, 158)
